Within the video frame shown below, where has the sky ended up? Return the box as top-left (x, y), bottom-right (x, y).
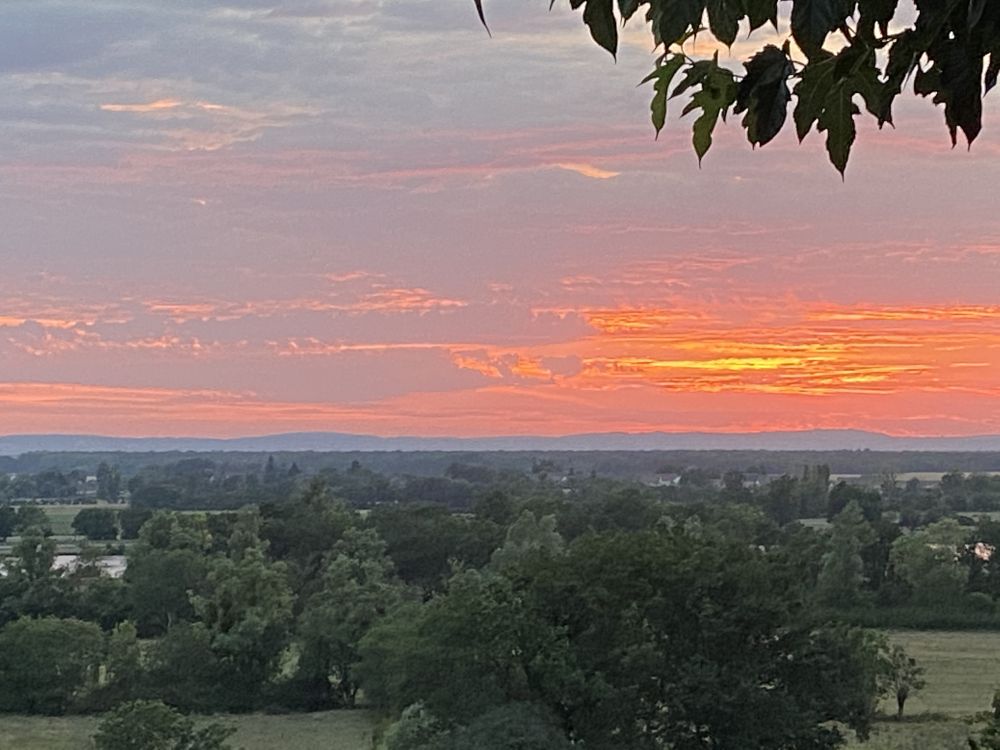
top-left (3, 0), bottom-right (1000, 438)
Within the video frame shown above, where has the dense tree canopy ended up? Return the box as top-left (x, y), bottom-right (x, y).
top-left (360, 529), bottom-right (884, 749)
top-left (475, 0), bottom-right (1000, 173)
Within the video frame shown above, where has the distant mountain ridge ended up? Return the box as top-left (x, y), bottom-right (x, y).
top-left (3, 429), bottom-right (1000, 456)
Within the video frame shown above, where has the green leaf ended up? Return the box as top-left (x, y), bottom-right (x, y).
top-left (857, 0), bottom-right (898, 38)
top-left (583, 0), bottom-right (619, 57)
top-left (643, 54), bottom-right (687, 136)
top-left (790, 0), bottom-right (853, 57)
top-left (849, 50), bottom-right (886, 122)
top-left (792, 51), bottom-right (835, 141)
top-left (794, 43), bottom-right (879, 171)
top-left (671, 58), bottom-right (716, 99)
top-left (706, 0), bottom-right (740, 46)
top-left (912, 65), bottom-right (940, 97)
top-left (618, 0), bottom-right (641, 21)
top-left (937, 41), bottom-right (984, 145)
top-left (742, 0), bottom-right (778, 31)
top-left (652, 0), bottom-right (707, 46)
top-left (679, 61), bottom-right (738, 163)
top-left (817, 80), bottom-right (860, 176)
top-left (879, 30), bottom-right (922, 126)
top-left (734, 45), bottom-right (794, 146)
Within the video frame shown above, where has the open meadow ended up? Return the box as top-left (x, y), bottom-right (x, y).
top-left (887, 630), bottom-right (1000, 716)
top-left (843, 629), bottom-right (1000, 749)
top-left (42, 504), bottom-right (87, 536)
top-left (846, 719), bottom-right (971, 750)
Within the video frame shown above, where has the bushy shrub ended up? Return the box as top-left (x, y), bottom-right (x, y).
top-left (93, 700), bottom-right (234, 750)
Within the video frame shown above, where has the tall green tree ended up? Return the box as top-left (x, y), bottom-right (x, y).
top-left (260, 479), bottom-right (353, 581)
top-left (0, 505), bottom-right (16, 541)
top-left (296, 527), bottom-right (409, 707)
top-left (890, 518), bottom-right (970, 606)
top-left (125, 512), bottom-right (212, 635)
top-left (878, 642), bottom-right (926, 720)
top-left (96, 462), bottom-right (122, 502)
top-left (10, 525), bottom-right (57, 583)
top-left (0, 616), bottom-right (104, 714)
top-left (193, 516), bottom-right (294, 705)
top-left (815, 500), bottom-right (873, 609)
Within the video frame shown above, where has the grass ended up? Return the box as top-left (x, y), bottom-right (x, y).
top-left (887, 629), bottom-right (1000, 716)
top-left (43, 505), bottom-right (87, 536)
top-left (846, 718), bottom-right (971, 750)
top-left (0, 710), bottom-right (375, 750)
top-left (842, 629), bottom-right (1000, 749)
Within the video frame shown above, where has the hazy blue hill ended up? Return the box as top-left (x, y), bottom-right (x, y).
top-left (5, 429), bottom-right (1000, 456)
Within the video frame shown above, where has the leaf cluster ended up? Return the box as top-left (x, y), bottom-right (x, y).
top-left (476, 0), bottom-right (1000, 173)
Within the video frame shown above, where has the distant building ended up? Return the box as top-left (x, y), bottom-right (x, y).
top-left (646, 473), bottom-right (681, 487)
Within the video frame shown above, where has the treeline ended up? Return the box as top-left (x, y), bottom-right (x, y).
top-left (124, 458), bottom-right (542, 511)
top-left (7, 447), bottom-right (1000, 482)
top-left (0, 469), bottom-right (92, 501)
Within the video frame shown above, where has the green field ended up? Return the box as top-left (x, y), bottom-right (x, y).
top-left (44, 505), bottom-right (87, 536)
top-left (844, 628), bottom-right (1000, 749)
top-left (847, 719), bottom-right (971, 750)
top-left (0, 710), bottom-right (375, 750)
top-left (887, 630), bottom-right (1000, 716)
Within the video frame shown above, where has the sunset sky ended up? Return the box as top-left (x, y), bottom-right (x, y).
top-left (3, 0), bottom-right (1000, 437)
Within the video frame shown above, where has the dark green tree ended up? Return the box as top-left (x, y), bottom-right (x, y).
top-left (14, 505), bottom-right (51, 535)
top-left (762, 474), bottom-right (799, 526)
top-left (72, 507), bottom-right (119, 541)
top-left (890, 518), bottom-right (970, 606)
top-left (0, 505), bottom-right (16, 540)
top-left (192, 518), bottom-right (294, 706)
top-left (296, 527), bottom-right (409, 707)
top-left (141, 623), bottom-right (225, 712)
top-left (0, 616), bottom-right (104, 714)
top-left (361, 529), bottom-right (882, 748)
top-left (815, 500), bottom-right (872, 609)
top-left (96, 462), bottom-right (122, 502)
top-left (878, 642), bottom-right (926, 720)
top-left (93, 700), bottom-right (234, 750)
top-left (259, 478), bottom-right (352, 579)
top-left (125, 512), bottom-right (212, 635)
top-left (10, 525), bottom-right (57, 583)
top-left (120, 506), bottom-right (155, 540)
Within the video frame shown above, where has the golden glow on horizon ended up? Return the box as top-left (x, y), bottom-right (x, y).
top-left (4, 295), bottom-right (1000, 436)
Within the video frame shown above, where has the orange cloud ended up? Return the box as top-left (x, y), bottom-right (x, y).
top-left (99, 99), bottom-right (184, 113)
top-left (353, 287), bottom-right (467, 313)
top-left (5, 294), bottom-right (1000, 436)
top-left (810, 305), bottom-right (1000, 323)
top-left (553, 162), bottom-right (620, 179)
